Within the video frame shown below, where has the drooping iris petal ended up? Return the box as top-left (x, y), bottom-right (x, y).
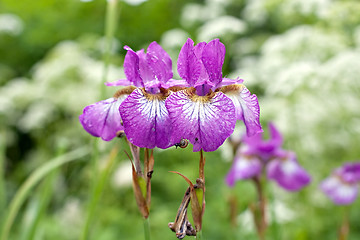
top-left (320, 176), bottom-right (359, 205)
top-left (120, 88), bottom-right (172, 149)
top-left (221, 84), bottom-right (262, 137)
top-left (201, 39), bottom-right (225, 87)
top-left (79, 97), bottom-right (126, 141)
top-left (320, 176), bottom-right (341, 195)
top-left (177, 38), bottom-right (202, 86)
top-left (166, 88), bottom-right (236, 152)
top-left (267, 152), bottom-right (311, 191)
top-left (225, 154), bottom-right (262, 187)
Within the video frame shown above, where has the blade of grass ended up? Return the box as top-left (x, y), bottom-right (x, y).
top-left (0, 130), bottom-right (6, 223)
top-left (22, 170), bottom-right (57, 240)
top-left (79, 1), bottom-right (120, 239)
top-left (79, 146), bottom-right (118, 240)
top-left (0, 147), bottom-right (89, 240)
top-left (22, 144), bottom-right (68, 240)
top-left (143, 217), bottom-right (151, 240)
top-left (100, 0), bottom-right (119, 100)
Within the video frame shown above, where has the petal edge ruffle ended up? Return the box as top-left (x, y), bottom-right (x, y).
top-left (79, 97), bottom-right (126, 141)
top-left (222, 84), bottom-right (263, 137)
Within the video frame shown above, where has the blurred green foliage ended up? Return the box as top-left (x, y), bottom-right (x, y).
top-left (1, 0), bottom-right (360, 239)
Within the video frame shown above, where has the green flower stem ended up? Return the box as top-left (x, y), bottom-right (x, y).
top-left (268, 184), bottom-right (281, 240)
top-left (0, 130), bottom-right (6, 223)
top-left (196, 230), bottom-right (203, 240)
top-left (23, 170), bottom-right (57, 240)
top-left (80, 1), bottom-right (120, 239)
top-left (338, 206), bottom-right (350, 240)
top-left (79, 146), bottom-right (118, 240)
top-left (100, 0), bottom-right (119, 100)
top-left (143, 217), bottom-right (151, 240)
top-left (252, 176), bottom-right (267, 240)
top-left (0, 147), bottom-right (89, 240)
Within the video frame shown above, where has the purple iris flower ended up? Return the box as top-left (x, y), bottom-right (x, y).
top-left (80, 42), bottom-right (184, 147)
top-left (113, 42), bottom-right (180, 149)
top-left (165, 38), bottom-right (262, 152)
top-left (225, 122), bottom-right (311, 191)
top-left (320, 162), bottom-right (360, 205)
top-left (225, 145), bottom-right (262, 186)
top-left (242, 122), bottom-right (283, 161)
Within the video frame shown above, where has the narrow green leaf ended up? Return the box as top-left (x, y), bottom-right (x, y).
top-left (0, 147), bottom-right (89, 240)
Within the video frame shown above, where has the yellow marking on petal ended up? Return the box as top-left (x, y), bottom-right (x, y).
top-left (168, 86), bottom-right (187, 92)
top-left (218, 84), bottom-right (245, 94)
top-left (185, 87), bottom-right (216, 103)
top-left (113, 86), bottom-right (136, 98)
top-left (141, 87), bottom-right (170, 101)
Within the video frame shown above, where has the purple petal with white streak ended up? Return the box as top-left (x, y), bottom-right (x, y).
top-left (119, 88), bottom-right (172, 149)
top-left (165, 89), bottom-right (236, 152)
top-left (79, 97), bottom-right (126, 141)
top-left (223, 84), bottom-right (263, 137)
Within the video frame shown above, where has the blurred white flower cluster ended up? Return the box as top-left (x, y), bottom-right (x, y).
top-left (173, 0), bottom-right (360, 163)
top-left (0, 13), bottom-right (23, 36)
top-left (236, 3), bottom-right (360, 160)
top-left (0, 37), bottom-right (123, 146)
top-left (180, 0), bottom-right (246, 42)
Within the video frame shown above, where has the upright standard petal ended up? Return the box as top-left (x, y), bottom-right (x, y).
top-left (146, 41), bottom-right (173, 83)
top-left (341, 162), bottom-right (360, 183)
top-left (221, 84), bottom-right (263, 137)
top-left (120, 88), bottom-right (172, 149)
top-left (79, 97), bottom-right (126, 141)
top-left (177, 38), bottom-right (202, 86)
top-left (243, 122), bottom-right (283, 159)
top-left (201, 39), bottom-right (225, 87)
top-left (166, 88), bottom-right (236, 152)
top-left (267, 152), bottom-right (311, 191)
top-left (123, 46), bottom-right (144, 87)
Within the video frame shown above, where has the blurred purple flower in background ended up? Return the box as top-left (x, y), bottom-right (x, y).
top-left (226, 122), bottom-right (311, 191)
top-left (320, 162), bottom-right (360, 205)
